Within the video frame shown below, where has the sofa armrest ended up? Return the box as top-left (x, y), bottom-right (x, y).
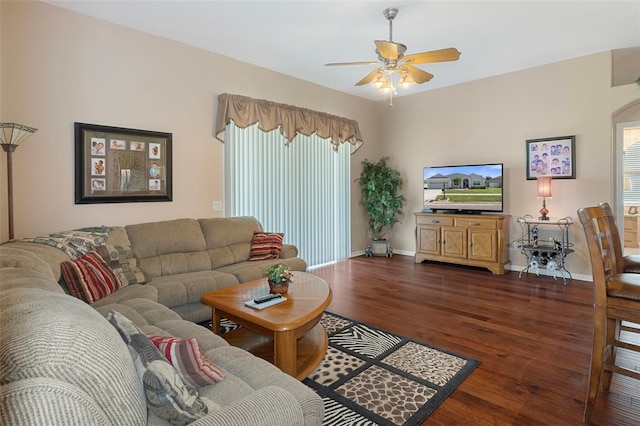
top-left (189, 386), bottom-right (306, 426)
top-left (280, 244), bottom-right (298, 259)
top-left (0, 378), bottom-right (129, 425)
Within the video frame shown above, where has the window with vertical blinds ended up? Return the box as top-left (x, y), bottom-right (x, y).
top-left (224, 121), bottom-right (351, 267)
top-left (625, 142), bottom-right (640, 205)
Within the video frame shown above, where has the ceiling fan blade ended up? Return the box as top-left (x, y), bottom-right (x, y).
top-left (375, 40), bottom-right (407, 60)
top-left (403, 48), bottom-right (461, 65)
top-left (402, 65), bottom-right (434, 84)
top-left (325, 61), bottom-right (380, 67)
top-left (355, 69), bottom-right (383, 86)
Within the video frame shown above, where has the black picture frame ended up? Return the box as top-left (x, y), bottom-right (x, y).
top-left (74, 122), bottom-right (172, 204)
top-left (526, 135), bottom-right (576, 180)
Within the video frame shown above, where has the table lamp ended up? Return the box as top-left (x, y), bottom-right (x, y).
top-left (537, 176), bottom-right (552, 221)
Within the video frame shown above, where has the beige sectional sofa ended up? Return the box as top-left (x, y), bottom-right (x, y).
top-left (0, 216), bottom-right (322, 425)
top-left (8, 216), bottom-right (307, 323)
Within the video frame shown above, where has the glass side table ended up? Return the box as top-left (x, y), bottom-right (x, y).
top-left (516, 215), bottom-right (574, 284)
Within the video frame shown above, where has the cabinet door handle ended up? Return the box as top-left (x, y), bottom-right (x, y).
top-left (469, 222), bottom-right (480, 226)
top-left (431, 220), bottom-right (440, 224)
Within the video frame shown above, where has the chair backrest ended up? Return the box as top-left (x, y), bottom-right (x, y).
top-left (599, 202), bottom-right (625, 274)
top-left (577, 206), bottom-right (616, 307)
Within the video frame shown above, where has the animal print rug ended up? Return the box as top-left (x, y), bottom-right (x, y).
top-left (304, 311), bottom-right (479, 426)
top-left (201, 312), bottom-right (479, 426)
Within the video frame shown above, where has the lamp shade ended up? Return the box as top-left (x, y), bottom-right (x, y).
top-left (537, 176), bottom-right (552, 198)
top-left (0, 123), bottom-right (38, 148)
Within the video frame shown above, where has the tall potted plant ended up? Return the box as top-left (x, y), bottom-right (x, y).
top-left (359, 157), bottom-right (406, 256)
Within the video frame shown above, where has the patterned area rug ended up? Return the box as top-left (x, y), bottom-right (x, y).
top-left (306, 311), bottom-right (479, 426)
top-left (200, 311), bottom-right (479, 426)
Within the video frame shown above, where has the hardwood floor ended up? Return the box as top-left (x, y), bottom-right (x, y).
top-left (308, 255), bottom-right (640, 426)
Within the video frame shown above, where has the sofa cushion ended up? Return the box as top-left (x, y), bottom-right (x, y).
top-left (216, 258), bottom-right (308, 284)
top-left (61, 251), bottom-right (123, 304)
top-left (147, 271), bottom-right (238, 309)
top-left (199, 217), bottom-right (263, 249)
top-left (142, 314), bottom-right (324, 425)
top-left (95, 244), bottom-right (146, 285)
top-left (137, 251), bottom-right (212, 280)
top-left (205, 243), bottom-right (252, 270)
top-left (105, 226), bottom-right (131, 246)
top-left (92, 283), bottom-right (158, 307)
top-left (249, 232), bottom-right (284, 261)
top-left (126, 218), bottom-right (207, 260)
top-left (148, 335), bottom-right (226, 387)
top-left (199, 217), bottom-right (263, 269)
top-left (107, 311), bottom-right (212, 424)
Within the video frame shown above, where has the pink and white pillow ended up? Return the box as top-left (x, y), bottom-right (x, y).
top-left (148, 335), bottom-right (226, 387)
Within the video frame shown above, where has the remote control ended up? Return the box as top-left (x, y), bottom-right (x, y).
top-left (253, 294), bottom-right (282, 304)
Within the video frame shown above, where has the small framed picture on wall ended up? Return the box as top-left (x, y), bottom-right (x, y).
top-left (526, 135), bottom-right (576, 180)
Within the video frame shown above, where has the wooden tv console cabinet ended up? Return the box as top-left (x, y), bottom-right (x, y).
top-left (414, 212), bottom-right (510, 274)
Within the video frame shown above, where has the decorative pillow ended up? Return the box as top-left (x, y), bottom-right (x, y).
top-left (107, 311), bottom-right (210, 424)
top-left (61, 250), bottom-right (123, 304)
top-left (148, 335), bottom-right (226, 387)
top-left (94, 244), bottom-right (146, 285)
top-left (249, 232), bottom-right (284, 261)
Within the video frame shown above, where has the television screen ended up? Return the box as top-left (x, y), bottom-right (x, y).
top-left (423, 163), bottom-right (503, 213)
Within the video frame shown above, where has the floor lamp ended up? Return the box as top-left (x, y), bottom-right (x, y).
top-left (0, 123), bottom-right (38, 240)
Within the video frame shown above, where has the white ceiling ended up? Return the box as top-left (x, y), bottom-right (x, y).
top-left (46, 1), bottom-right (640, 101)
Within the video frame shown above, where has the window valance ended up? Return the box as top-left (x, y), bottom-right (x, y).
top-left (215, 93), bottom-right (363, 151)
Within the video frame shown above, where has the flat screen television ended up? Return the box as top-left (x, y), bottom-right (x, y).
top-left (423, 163), bottom-right (504, 214)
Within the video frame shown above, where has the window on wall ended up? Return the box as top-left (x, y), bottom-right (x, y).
top-left (623, 126), bottom-right (640, 206)
top-left (223, 122), bottom-right (351, 267)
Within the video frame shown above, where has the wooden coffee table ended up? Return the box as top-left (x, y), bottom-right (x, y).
top-left (200, 272), bottom-right (332, 380)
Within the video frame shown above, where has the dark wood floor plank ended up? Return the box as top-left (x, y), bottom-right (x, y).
top-left (309, 255), bottom-right (640, 425)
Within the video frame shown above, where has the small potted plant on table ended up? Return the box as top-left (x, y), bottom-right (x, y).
top-left (265, 264), bottom-right (293, 294)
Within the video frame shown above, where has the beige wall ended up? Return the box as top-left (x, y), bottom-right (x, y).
top-left (0, 1), bottom-right (378, 251)
top-left (2, 1), bottom-right (639, 278)
top-left (375, 52), bottom-right (639, 278)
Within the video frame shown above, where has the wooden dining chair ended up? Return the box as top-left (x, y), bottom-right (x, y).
top-left (599, 202), bottom-right (640, 273)
top-left (577, 205), bottom-right (640, 422)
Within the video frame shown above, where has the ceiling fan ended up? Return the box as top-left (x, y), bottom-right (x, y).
top-left (325, 7), bottom-right (461, 103)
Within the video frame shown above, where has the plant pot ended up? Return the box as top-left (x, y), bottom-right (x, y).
top-left (371, 239), bottom-right (392, 257)
top-left (269, 281), bottom-right (289, 294)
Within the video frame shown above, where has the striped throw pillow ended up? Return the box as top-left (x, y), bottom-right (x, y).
top-left (61, 250), bottom-right (123, 304)
top-left (249, 232), bottom-right (284, 261)
top-left (148, 335), bottom-right (226, 387)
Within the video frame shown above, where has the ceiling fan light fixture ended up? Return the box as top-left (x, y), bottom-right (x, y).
top-left (371, 74), bottom-right (385, 88)
top-left (399, 74), bottom-right (415, 88)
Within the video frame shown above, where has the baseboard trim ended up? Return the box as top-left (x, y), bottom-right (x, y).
top-left (348, 251), bottom-right (593, 282)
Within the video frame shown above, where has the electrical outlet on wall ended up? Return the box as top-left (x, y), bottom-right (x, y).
top-left (212, 201), bottom-right (223, 211)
